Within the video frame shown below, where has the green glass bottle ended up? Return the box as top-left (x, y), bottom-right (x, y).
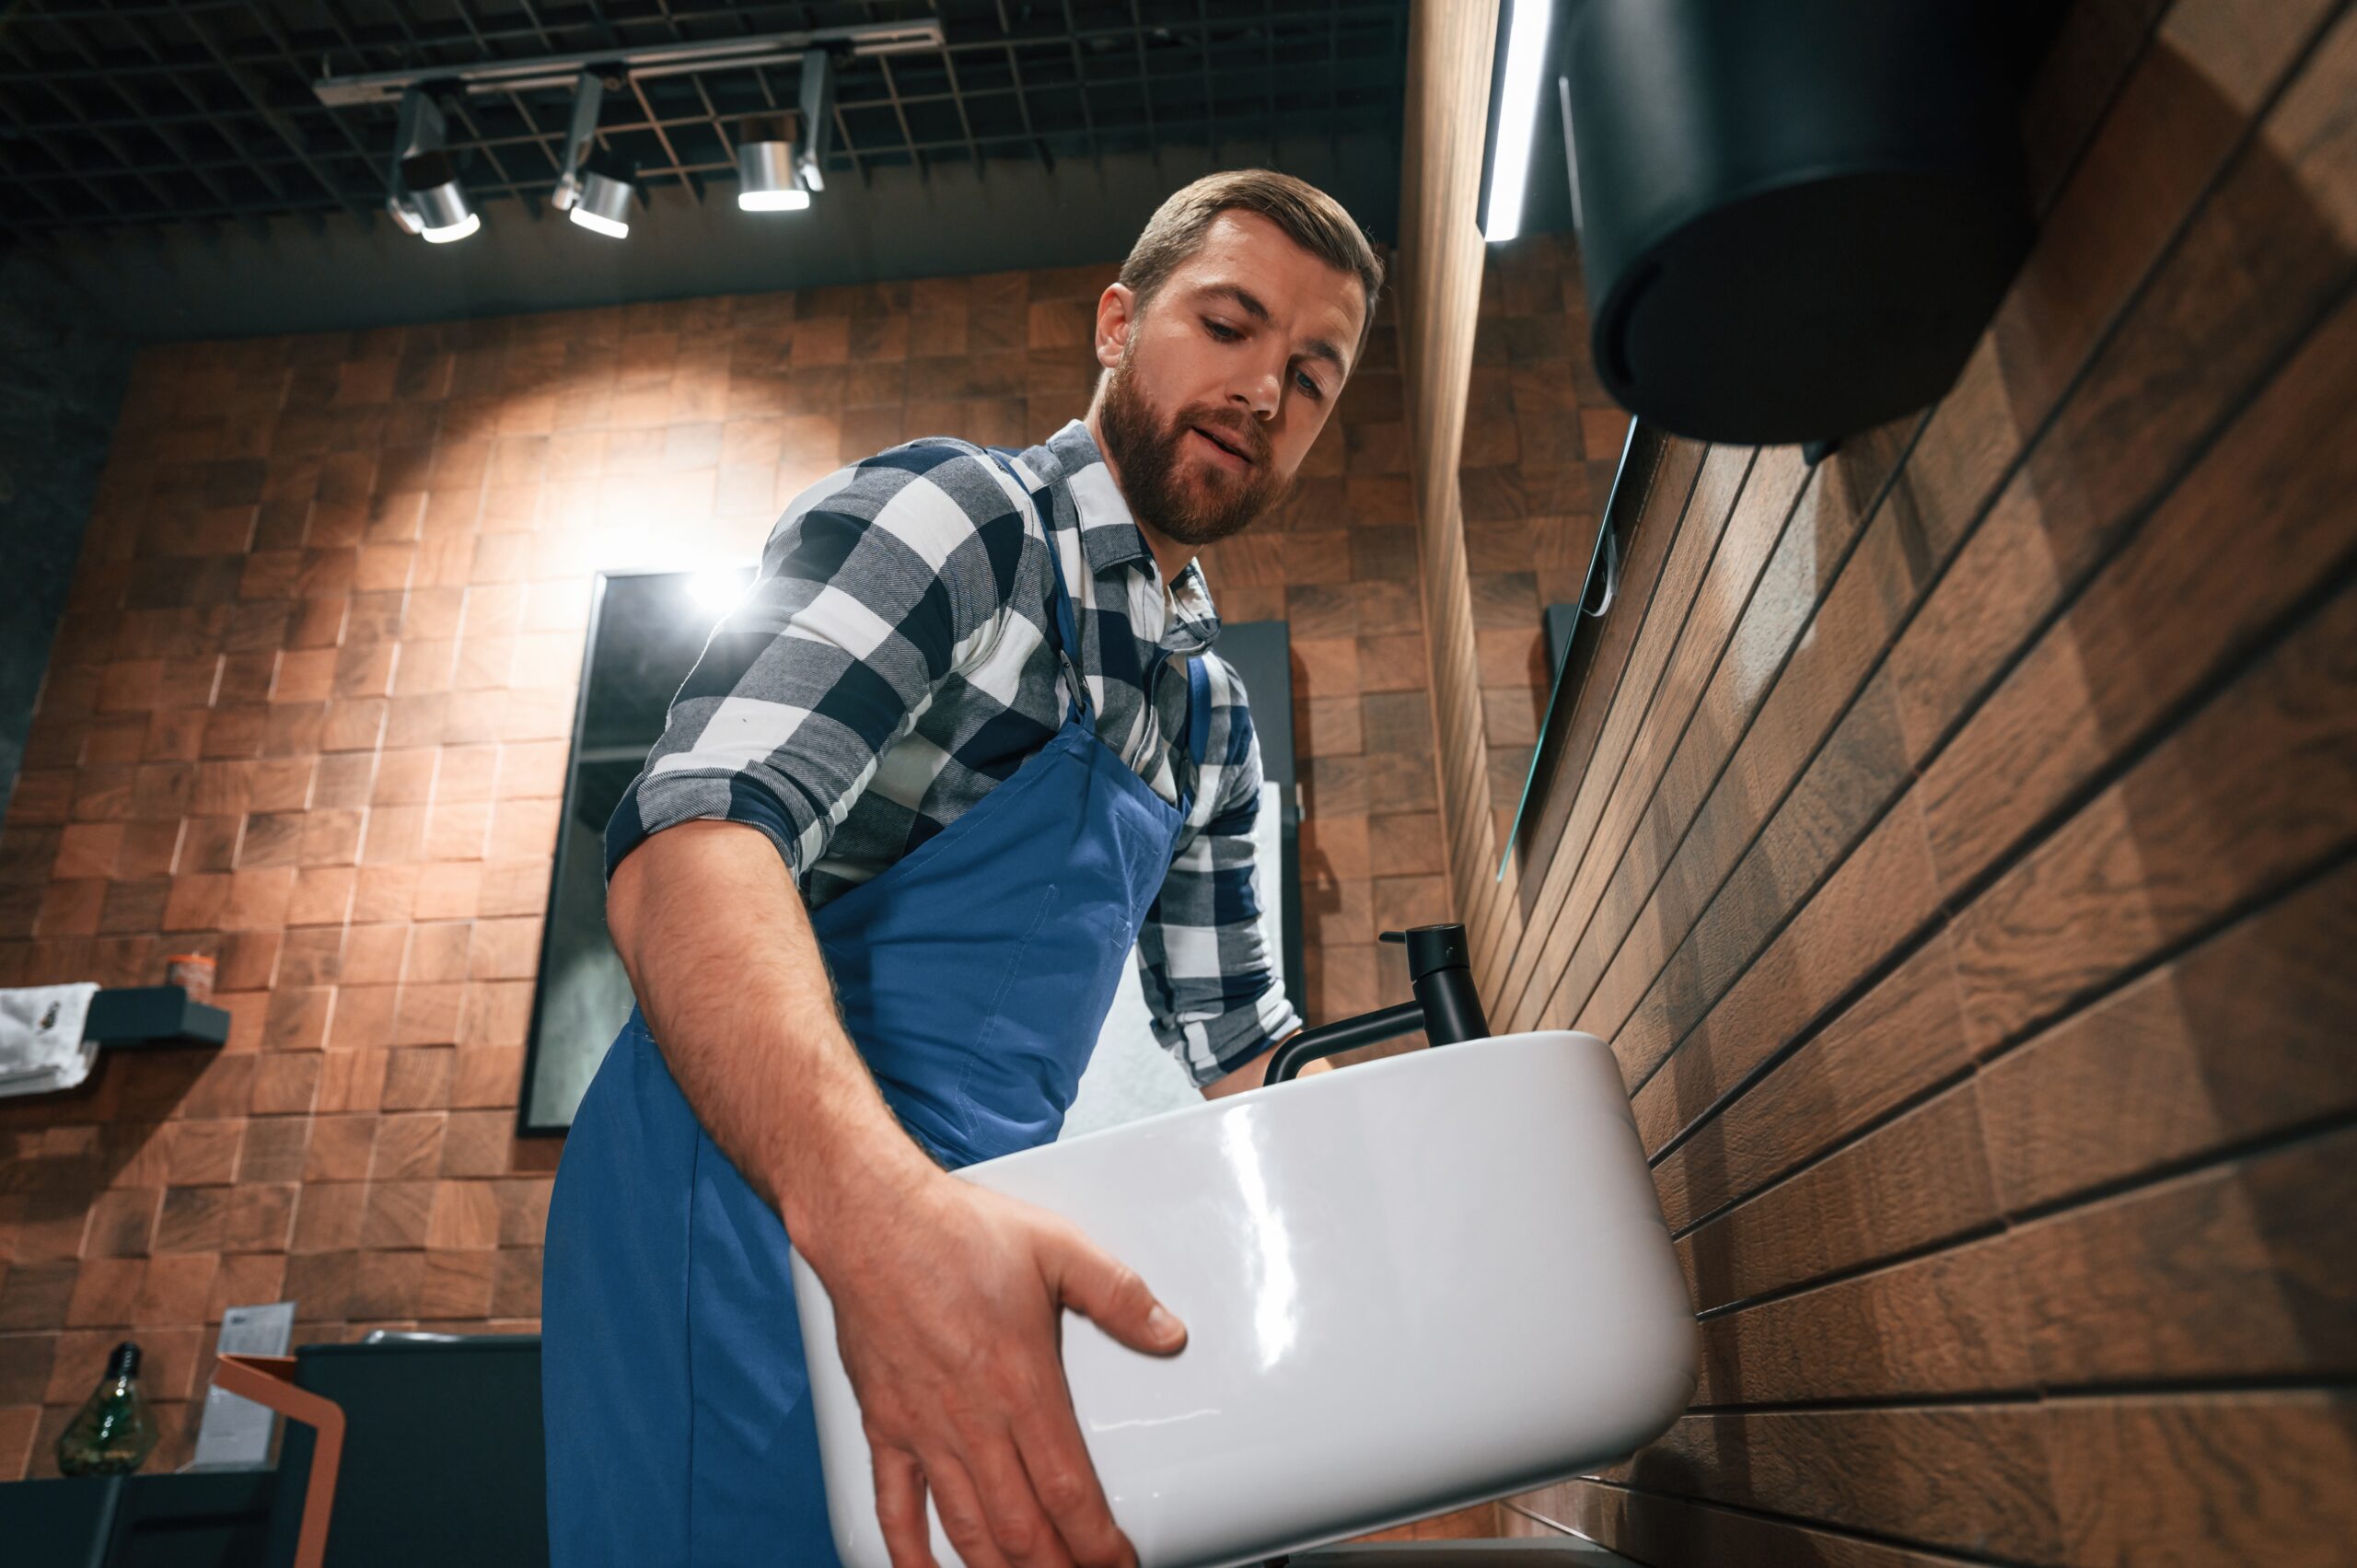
top-left (55, 1341), bottom-right (159, 1477)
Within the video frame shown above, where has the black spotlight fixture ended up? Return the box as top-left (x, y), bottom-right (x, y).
top-left (568, 153), bottom-right (637, 239)
top-left (386, 87), bottom-right (480, 244)
top-left (1558, 0), bottom-right (2053, 447)
top-left (737, 50), bottom-right (840, 212)
top-left (552, 71), bottom-right (636, 239)
top-left (399, 151), bottom-right (478, 243)
top-left (737, 115), bottom-right (809, 212)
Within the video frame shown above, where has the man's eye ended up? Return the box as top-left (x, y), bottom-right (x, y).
top-left (1204, 319), bottom-right (1240, 342)
top-left (1295, 371), bottom-right (1326, 400)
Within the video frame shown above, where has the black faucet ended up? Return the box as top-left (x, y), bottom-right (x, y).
top-left (1264, 923), bottom-right (1491, 1085)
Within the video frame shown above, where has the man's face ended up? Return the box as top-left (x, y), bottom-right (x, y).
top-left (1093, 209), bottom-right (1368, 548)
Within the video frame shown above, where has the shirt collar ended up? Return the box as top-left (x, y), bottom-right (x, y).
top-left (1020, 419), bottom-right (1222, 652)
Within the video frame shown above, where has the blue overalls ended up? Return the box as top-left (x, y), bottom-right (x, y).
top-left (541, 453), bottom-right (1210, 1566)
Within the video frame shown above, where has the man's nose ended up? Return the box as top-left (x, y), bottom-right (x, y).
top-left (1229, 354), bottom-right (1283, 419)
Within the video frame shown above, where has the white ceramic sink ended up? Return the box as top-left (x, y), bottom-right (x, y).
top-left (791, 1030), bottom-right (1698, 1568)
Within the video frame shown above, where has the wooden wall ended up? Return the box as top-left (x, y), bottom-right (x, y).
top-left (1438, 0), bottom-right (2357, 1561)
top-left (1392, 0), bottom-right (1510, 950)
top-left (0, 257), bottom-right (1447, 1482)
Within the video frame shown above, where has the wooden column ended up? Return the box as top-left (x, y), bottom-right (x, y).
top-left (1394, 0), bottom-right (1524, 991)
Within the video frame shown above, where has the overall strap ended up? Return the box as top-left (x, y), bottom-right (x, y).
top-left (1171, 653), bottom-right (1213, 823)
top-left (1185, 655), bottom-right (1212, 767)
top-left (986, 447), bottom-right (1091, 725)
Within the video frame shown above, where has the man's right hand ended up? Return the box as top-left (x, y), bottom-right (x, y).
top-left (816, 1171), bottom-right (1188, 1568)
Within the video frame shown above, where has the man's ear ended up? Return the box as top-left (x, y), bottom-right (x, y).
top-left (1094, 283), bottom-right (1136, 372)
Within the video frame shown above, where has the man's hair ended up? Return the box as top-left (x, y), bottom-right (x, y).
top-left (1118, 169), bottom-right (1385, 364)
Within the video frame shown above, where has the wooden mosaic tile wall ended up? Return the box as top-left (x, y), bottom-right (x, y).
top-left (0, 261), bottom-right (1436, 1480)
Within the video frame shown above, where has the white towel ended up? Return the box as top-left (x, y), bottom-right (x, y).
top-left (0, 982), bottom-right (100, 1097)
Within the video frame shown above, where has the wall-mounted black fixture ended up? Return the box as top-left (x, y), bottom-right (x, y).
top-left (84, 985), bottom-right (230, 1050)
top-left (1267, 924), bottom-right (1491, 1085)
top-left (1561, 0), bottom-right (2051, 447)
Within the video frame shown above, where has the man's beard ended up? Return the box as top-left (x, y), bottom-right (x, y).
top-left (1097, 352), bottom-right (1292, 548)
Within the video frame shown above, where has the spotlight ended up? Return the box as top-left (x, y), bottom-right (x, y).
top-left (1479, 0), bottom-right (1556, 244)
top-left (399, 151), bottom-right (479, 242)
top-left (550, 71), bottom-right (634, 238)
top-left (387, 88), bottom-right (481, 245)
top-left (569, 157), bottom-right (636, 238)
top-left (737, 117), bottom-right (810, 212)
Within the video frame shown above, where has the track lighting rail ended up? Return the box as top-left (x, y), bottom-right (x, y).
top-left (310, 20), bottom-right (945, 107)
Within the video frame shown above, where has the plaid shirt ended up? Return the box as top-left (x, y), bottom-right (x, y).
top-left (605, 419), bottom-right (1302, 1086)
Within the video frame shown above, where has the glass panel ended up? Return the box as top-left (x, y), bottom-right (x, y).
top-left (519, 567), bottom-right (749, 1132)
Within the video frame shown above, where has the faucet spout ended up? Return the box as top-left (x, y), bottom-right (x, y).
top-left (1264, 923), bottom-right (1491, 1085)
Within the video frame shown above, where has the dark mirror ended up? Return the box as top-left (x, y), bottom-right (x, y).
top-left (518, 567), bottom-right (751, 1134)
top-left (1497, 419), bottom-right (1664, 900)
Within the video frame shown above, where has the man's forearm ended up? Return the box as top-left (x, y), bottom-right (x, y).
top-left (604, 819), bottom-right (936, 1272)
top-left (1202, 1031), bottom-right (1330, 1098)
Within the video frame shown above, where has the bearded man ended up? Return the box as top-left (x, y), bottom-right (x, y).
top-left (542, 169), bottom-right (1382, 1568)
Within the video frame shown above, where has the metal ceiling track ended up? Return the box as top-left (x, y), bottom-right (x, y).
top-left (310, 19), bottom-right (946, 107)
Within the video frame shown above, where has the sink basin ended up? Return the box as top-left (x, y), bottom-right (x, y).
top-left (791, 1030), bottom-right (1698, 1568)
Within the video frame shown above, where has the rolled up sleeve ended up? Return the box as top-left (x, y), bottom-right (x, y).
top-left (603, 441), bottom-right (1023, 883)
top-left (1134, 656), bottom-right (1305, 1087)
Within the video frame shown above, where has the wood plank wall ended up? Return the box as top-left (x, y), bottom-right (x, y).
top-left (1399, 0), bottom-right (2357, 1560)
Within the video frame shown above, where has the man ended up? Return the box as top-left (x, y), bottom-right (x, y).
top-left (543, 169), bottom-right (1382, 1568)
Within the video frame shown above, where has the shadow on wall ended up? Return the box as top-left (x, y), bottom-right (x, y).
top-left (0, 251), bottom-right (135, 823)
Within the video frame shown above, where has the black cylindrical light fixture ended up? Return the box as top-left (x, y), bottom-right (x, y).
top-left (569, 154), bottom-right (636, 238)
top-left (1563, 0), bottom-right (2041, 446)
top-left (399, 150), bottom-right (479, 243)
top-left (737, 114), bottom-right (809, 212)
